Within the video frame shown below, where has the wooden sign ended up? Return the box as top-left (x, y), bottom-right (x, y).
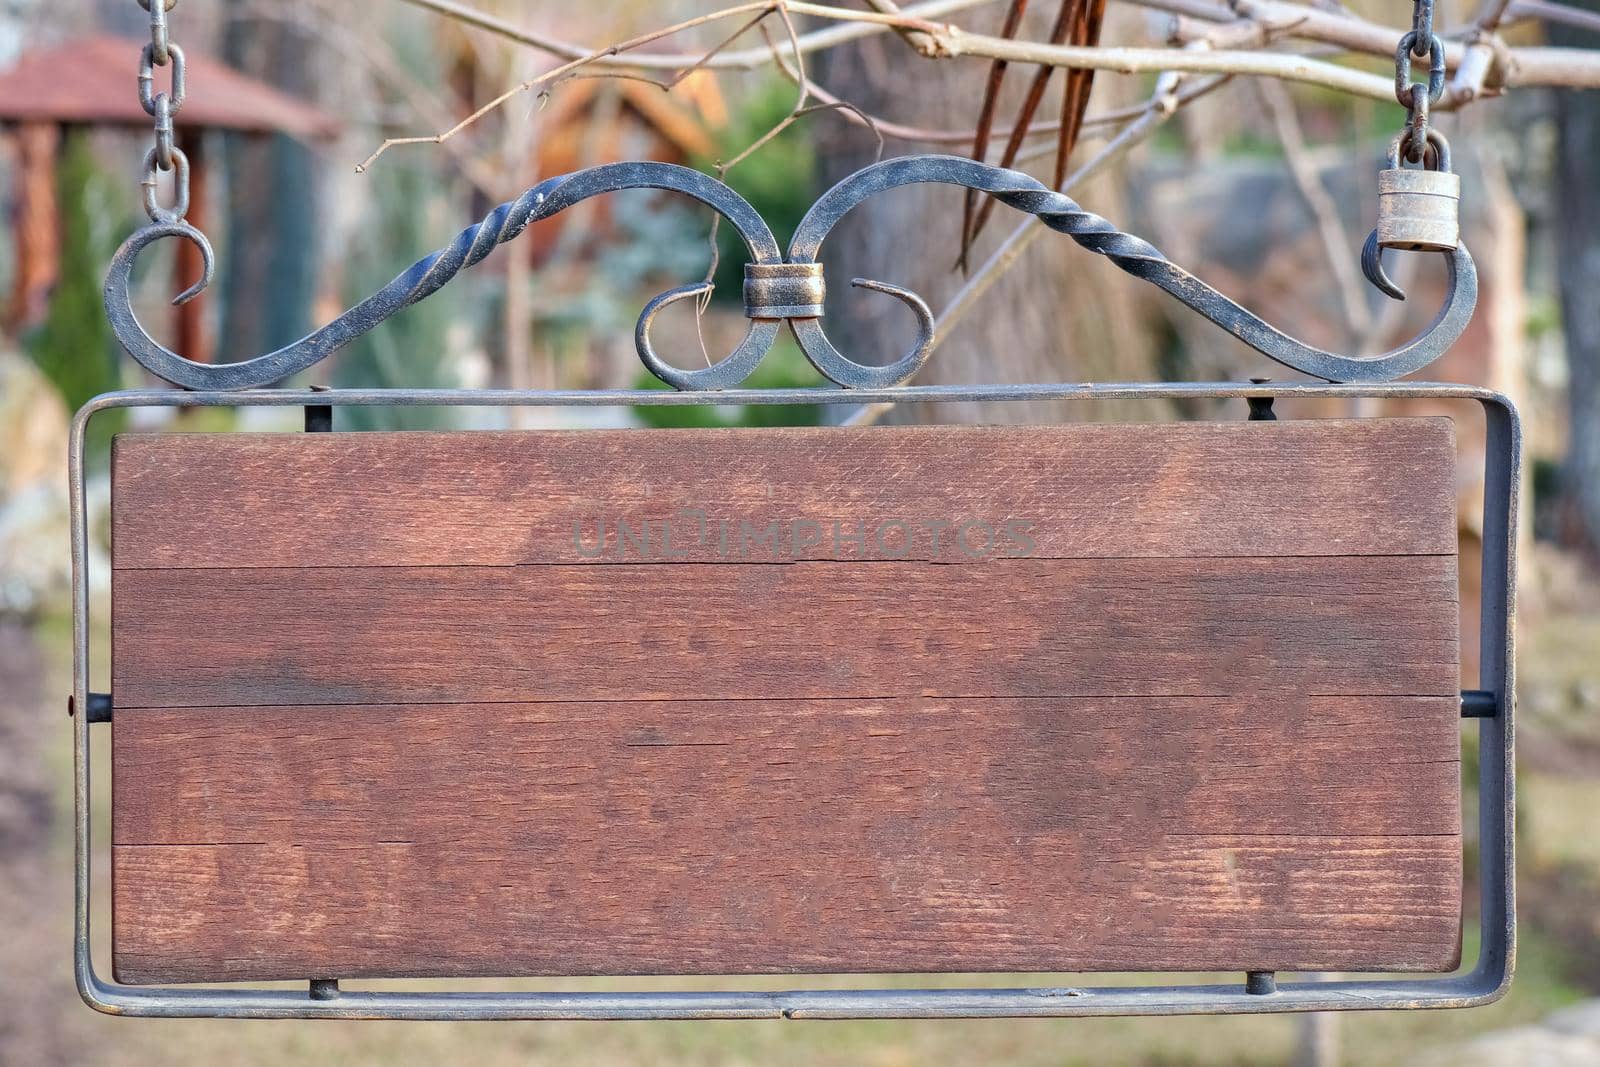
top-left (108, 419), bottom-right (1461, 984)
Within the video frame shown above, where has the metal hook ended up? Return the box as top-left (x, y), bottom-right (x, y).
top-left (1361, 230), bottom-right (1407, 302)
top-left (169, 224), bottom-right (214, 306)
top-left (786, 279), bottom-right (936, 389)
top-left (101, 221), bottom-right (215, 385)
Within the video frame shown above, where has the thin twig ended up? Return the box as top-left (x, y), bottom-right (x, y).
top-left (1009, 69), bottom-right (1229, 163)
top-left (691, 5), bottom-right (886, 363)
top-left (358, 2), bottom-right (793, 172)
top-left (961, 0), bottom-right (1079, 269)
top-left (764, 37), bottom-right (890, 163)
top-left (1255, 78), bottom-right (1371, 336)
top-left (395, 0), bottom-right (990, 70)
top-left (785, 78), bottom-right (1189, 149)
top-left (249, 0), bottom-right (506, 195)
top-left (699, 7), bottom-right (814, 359)
top-left (961, 0), bottom-right (1032, 271)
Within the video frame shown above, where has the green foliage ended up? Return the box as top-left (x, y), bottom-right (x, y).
top-left (619, 78), bottom-right (829, 431)
top-left (630, 336), bottom-right (825, 428)
top-left (329, 160), bottom-right (461, 430)
top-left (320, 9), bottom-right (464, 429)
top-left (25, 131), bottom-right (127, 459)
top-left (693, 78), bottom-right (820, 304)
top-left (1525, 293), bottom-right (1561, 340)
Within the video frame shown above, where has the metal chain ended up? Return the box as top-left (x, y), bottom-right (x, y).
top-left (134, 0), bottom-right (196, 225)
top-left (1393, 0), bottom-right (1445, 163)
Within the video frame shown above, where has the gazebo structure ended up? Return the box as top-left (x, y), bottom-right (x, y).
top-left (0, 35), bottom-right (340, 364)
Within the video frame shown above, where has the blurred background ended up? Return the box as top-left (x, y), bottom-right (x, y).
top-left (1, 1), bottom-right (1597, 1064)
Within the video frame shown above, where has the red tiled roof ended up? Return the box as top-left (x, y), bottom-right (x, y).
top-left (0, 35), bottom-right (341, 139)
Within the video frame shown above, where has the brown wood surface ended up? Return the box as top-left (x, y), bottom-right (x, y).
top-left (109, 420), bottom-right (1463, 984)
top-left (111, 420), bottom-right (1457, 568)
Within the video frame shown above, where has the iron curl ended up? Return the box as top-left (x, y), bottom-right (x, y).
top-left (105, 155), bottom-right (1477, 391)
top-left (784, 155), bottom-right (1476, 386)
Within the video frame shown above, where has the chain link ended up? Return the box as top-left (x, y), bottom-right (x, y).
top-left (140, 146), bottom-right (191, 224)
top-left (1411, 0), bottom-right (1435, 57)
top-left (133, 0), bottom-right (200, 224)
top-left (1392, 0), bottom-right (1444, 163)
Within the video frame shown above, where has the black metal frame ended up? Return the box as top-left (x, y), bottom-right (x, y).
top-left (71, 381), bottom-right (1517, 1020)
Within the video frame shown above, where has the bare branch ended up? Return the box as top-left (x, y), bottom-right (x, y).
top-left (1514, 0), bottom-right (1600, 36)
top-left (859, 0), bottom-right (946, 57)
top-left (930, 33), bottom-right (1399, 102)
top-left (378, 0), bottom-right (1600, 174)
top-left (1475, 0), bottom-right (1518, 33)
top-left (394, 0), bottom-right (993, 71)
top-left (1511, 45), bottom-right (1600, 89)
top-left (1132, 0), bottom-right (1600, 94)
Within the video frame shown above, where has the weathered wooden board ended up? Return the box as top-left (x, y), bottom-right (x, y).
top-left (109, 420), bottom-right (1462, 984)
top-left (111, 421), bottom-right (1458, 568)
top-left (111, 556), bottom-right (1458, 709)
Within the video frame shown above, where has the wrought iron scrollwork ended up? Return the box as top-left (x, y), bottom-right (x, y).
top-left (104, 162), bottom-right (784, 392)
top-left (105, 154), bottom-right (1476, 392)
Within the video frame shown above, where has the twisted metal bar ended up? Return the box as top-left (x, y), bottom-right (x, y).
top-left (105, 155), bottom-right (1475, 391)
top-left (104, 161), bottom-right (782, 392)
top-left (785, 155), bottom-right (1477, 387)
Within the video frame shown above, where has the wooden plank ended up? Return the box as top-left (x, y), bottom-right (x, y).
top-left (111, 420), bottom-right (1458, 568)
top-left (110, 556), bottom-right (1459, 709)
top-left (112, 695), bottom-right (1461, 983)
top-left (108, 418), bottom-right (1463, 984)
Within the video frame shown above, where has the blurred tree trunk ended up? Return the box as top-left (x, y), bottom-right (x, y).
top-left (810, 9), bottom-right (1169, 425)
top-left (1553, 4), bottom-right (1600, 557)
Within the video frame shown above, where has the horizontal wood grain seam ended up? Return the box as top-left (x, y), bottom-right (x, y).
top-left (109, 551), bottom-right (1462, 571)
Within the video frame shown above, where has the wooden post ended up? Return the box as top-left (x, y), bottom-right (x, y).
top-left (174, 127), bottom-right (211, 366)
top-left (8, 121), bottom-right (60, 331)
